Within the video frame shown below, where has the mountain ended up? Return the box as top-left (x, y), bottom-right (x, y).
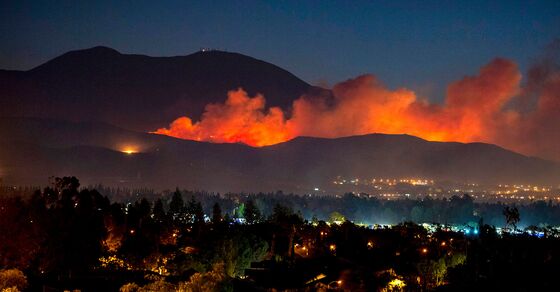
top-left (1, 118), bottom-right (558, 192)
top-left (0, 46), bottom-right (323, 131)
top-left (1, 47), bottom-right (557, 192)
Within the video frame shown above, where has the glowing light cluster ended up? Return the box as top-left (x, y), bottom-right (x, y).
top-left (121, 146), bottom-right (139, 155)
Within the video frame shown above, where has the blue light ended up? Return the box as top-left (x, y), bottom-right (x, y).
top-left (473, 229), bottom-right (479, 235)
top-left (465, 229), bottom-right (470, 234)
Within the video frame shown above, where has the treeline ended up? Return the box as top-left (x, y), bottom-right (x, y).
top-left (0, 177), bottom-right (293, 290)
top-left (90, 186), bottom-right (560, 228)
top-left (4, 183), bottom-right (560, 228)
top-left (2, 177), bottom-right (560, 291)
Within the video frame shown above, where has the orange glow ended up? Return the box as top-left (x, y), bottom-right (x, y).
top-left (154, 58), bottom-right (560, 161)
top-left (154, 89), bottom-right (291, 146)
top-left (121, 146), bottom-right (139, 155)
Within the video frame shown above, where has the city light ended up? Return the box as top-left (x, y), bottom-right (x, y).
top-left (388, 278), bottom-right (406, 290)
top-left (330, 175), bottom-right (560, 203)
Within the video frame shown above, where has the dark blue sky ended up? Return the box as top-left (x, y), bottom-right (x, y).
top-left (2, 0), bottom-right (559, 100)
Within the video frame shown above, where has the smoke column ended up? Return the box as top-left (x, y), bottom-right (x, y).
top-left (155, 54), bottom-right (560, 161)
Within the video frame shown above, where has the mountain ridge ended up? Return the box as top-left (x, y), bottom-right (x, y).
top-left (1, 47), bottom-right (558, 191)
top-left (0, 117), bottom-right (558, 192)
top-left (0, 46), bottom-right (321, 131)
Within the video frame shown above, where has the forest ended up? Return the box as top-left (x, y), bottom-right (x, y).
top-left (1, 177), bottom-right (559, 291)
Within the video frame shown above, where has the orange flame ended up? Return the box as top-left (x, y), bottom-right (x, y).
top-left (154, 90), bottom-right (291, 146)
top-left (154, 58), bottom-right (560, 161)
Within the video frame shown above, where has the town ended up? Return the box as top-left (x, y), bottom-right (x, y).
top-left (327, 176), bottom-right (560, 203)
top-left (1, 177), bottom-right (560, 291)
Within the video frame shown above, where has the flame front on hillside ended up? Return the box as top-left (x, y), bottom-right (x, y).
top-left (155, 55), bottom-right (560, 161)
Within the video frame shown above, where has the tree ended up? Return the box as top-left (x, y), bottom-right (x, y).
top-left (244, 199), bottom-right (261, 224)
top-left (169, 188), bottom-right (184, 221)
top-left (187, 196), bottom-right (204, 224)
top-left (53, 176), bottom-right (80, 193)
top-left (448, 194), bottom-right (474, 224)
top-left (270, 204), bottom-right (301, 224)
top-left (212, 202), bottom-right (223, 224)
top-left (214, 233), bottom-right (268, 277)
top-left (269, 204), bottom-right (303, 257)
top-left (152, 198), bottom-right (167, 222)
top-left (0, 269), bottom-right (28, 291)
top-left (40, 183), bottom-right (108, 276)
top-left (417, 253), bottom-right (465, 289)
top-left (119, 282), bottom-right (140, 292)
top-left (503, 206), bottom-right (520, 231)
top-left (411, 206), bottom-right (424, 223)
top-left (417, 258), bottom-right (447, 288)
top-left (119, 279), bottom-right (175, 292)
top-left (136, 198), bottom-right (152, 220)
top-left (329, 211), bottom-right (345, 224)
top-left (178, 263), bottom-right (232, 292)
top-left (0, 196), bottom-right (43, 269)
top-left (234, 203), bottom-right (245, 219)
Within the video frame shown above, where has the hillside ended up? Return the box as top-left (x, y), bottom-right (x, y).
top-left (1, 118), bottom-right (558, 192)
top-left (0, 46), bottom-right (323, 131)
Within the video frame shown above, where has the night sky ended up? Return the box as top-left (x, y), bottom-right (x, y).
top-left (2, 0), bottom-right (559, 101)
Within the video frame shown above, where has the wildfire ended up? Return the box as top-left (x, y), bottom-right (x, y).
top-left (121, 146), bottom-right (139, 155)
top-left (154, 90), bottom-right (291, 147)
top-left (154, 57), bottom-right (560, 161)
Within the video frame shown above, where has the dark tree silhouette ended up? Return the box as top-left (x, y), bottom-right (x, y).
top-left (152, 198), bottom-right (167, 222)
top-left (36, 178), bottom-right (108, 277)
top-left (244, 199), bottom-right (261, 224)
top-left (169, 188), bottom-right (184, 222)
top-left (187, 196), bottom-right (205, 224)
top-left (212, 202), bottom-right (223, 224)
top-left (503, 206), bottom-right (521, 230)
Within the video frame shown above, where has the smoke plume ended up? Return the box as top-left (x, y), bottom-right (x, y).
top-left (155, 52), bottom-right (560, 161)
